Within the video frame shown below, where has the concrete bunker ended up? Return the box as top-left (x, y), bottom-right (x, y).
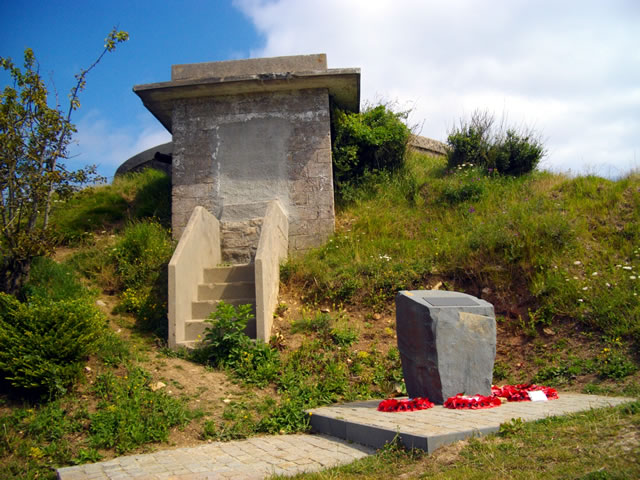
top-left (132, 54), bottom-right (360, 347)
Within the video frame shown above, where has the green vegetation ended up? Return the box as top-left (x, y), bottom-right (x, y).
top-left (0, 103), bottom-right (638, 478)
top-left (0, 29), bottom-right (128, 294)
top-left (331, 104), bottom-right (411, 204)
top-left (193, 303), bottom-right (403, 439)
top-left (0, 293), bottom-right (105, 398)
top-left (51, 168), bottom-right (171, 245)
top-left (89, 367), bottom-right (192, 453)
top-left (446, 110), bottom-right (545, 175)
top-left (284, 153), bottom-right (640, 350)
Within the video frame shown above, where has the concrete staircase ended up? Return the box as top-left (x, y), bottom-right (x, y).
top-left (169, 201), bottom-right (288, 349)
top-left (185, 264), bottom-right (257, 346)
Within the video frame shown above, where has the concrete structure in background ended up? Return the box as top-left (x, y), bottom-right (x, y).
top-left (395, 290), bottom-right (496, 404)
top-left (115, 142), bottom-right (173, 177)
top-left (133, 54), bottom-right (360, 261)
top-left (408, 134), bottom-right (448, 157)
top-left (135, 55), bottom-right (359, 345)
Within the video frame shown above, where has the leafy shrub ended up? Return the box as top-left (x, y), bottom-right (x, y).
top-left (0, 293), bottom-right (106, 398)
top-left (332, 104), bottom-right (411, 203)
top-left (447, 110), bottom-right (545, 176)
top-left (198, 302), bottom-right (280, 386)
top-left (446, 110), bottom-right (493, 168)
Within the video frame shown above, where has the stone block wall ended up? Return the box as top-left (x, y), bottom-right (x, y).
top-left (171, 87), bottom-right (335, 259)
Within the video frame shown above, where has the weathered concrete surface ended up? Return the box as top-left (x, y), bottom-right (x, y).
top-left (133, 54), bottom-right (360, 257)
top-left (255, 200), bottom-right (288, 341)
top-left (408, 134), bottom-right (448, 157)
top-left (134, 68), bottom-right (360, 131)
top-left (168, 206), bottom-right (221, 348)
top-left (172, 54), bottom-right (328, 81)
top-left (169, 88), bottom-right (335, 256)
top-left (309, 393), bottom-right (635, 453)
top-left (396, 290), bottom-right (496, 404)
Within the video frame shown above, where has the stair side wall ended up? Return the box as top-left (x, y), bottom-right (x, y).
top-left (255, 200), bottom-right (289, 341)
top-left (168, 206), bottom-right (222, 348)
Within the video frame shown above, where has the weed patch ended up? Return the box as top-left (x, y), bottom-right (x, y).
top-left (89, 367), bottom-right (192, 453)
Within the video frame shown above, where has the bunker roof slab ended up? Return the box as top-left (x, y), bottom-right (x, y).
top-left (133, 54), bottom-right (360, 133)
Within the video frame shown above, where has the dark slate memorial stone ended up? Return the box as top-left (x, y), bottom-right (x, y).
top-left (396, 290), bottom-right (496, 404)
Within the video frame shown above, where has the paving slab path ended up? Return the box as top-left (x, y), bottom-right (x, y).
top-left (57, 393), bottom-right (635, 480)
top-left (57, 434), bottom-right (373, 480)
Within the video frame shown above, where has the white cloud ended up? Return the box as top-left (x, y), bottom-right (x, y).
top-left (235, 0), bottom-right (640, 177)
top-left (68, 110), bottom-right (172, 179)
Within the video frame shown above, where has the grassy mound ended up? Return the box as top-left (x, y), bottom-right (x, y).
top-left (284, 153), bottom-right (640, 348)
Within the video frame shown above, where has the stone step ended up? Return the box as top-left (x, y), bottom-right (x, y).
top-left (197, 281), bottom-right (255, 300)
top-left (203, 264), bottom-right (254, 283)
top-left (191, 298), bottom-right (256, 320)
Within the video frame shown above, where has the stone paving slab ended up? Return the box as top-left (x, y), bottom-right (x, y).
top-left (57, 393), bottom-right (635, 479)
top-left (56, 434), bottom-right (373, 480)
top-left (308, 393), bottom-right (635, 453)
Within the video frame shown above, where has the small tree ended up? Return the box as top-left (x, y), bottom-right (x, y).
top-left (0, 28), bottom-right (128, 294)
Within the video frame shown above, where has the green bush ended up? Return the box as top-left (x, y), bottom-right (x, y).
top-left (0, 293), bottom-right (106, 397)
top-left (447, 110), bottom-right (545, 176)
top-left (332, 104), bottom-right (411, 203)
top-left (198, 302), bottom-right (280, 386)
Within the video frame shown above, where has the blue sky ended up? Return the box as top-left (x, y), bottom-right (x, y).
top-left (2, 0), bottom-right (639, 179)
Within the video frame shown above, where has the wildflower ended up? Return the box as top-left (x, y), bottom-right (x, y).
top-left (573, 261), bottom-right (581, 265)
top-left (631, 276), bottom-right (637, 280)
top-left (578, 299), bottom-right (584, 302)
top-left (606, 282), bottom-right (611, 288)
top-left (591, 272), bottom-right (598, 276)
top-left (468, 207), bottom-right (476, 213)
top-left (623, 266), bottom-right (632, 270)
top-left (582, 287), bottom-right (588, 291)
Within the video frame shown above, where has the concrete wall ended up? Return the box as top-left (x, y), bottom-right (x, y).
top-left (408, 135), bottom-right (448, 157)
top-left (171, 88), bottom-right (334, 257)
top-left (255, 200), bottom-right (288, 341)
top-left (168, 206), bottom-right (221, 348)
